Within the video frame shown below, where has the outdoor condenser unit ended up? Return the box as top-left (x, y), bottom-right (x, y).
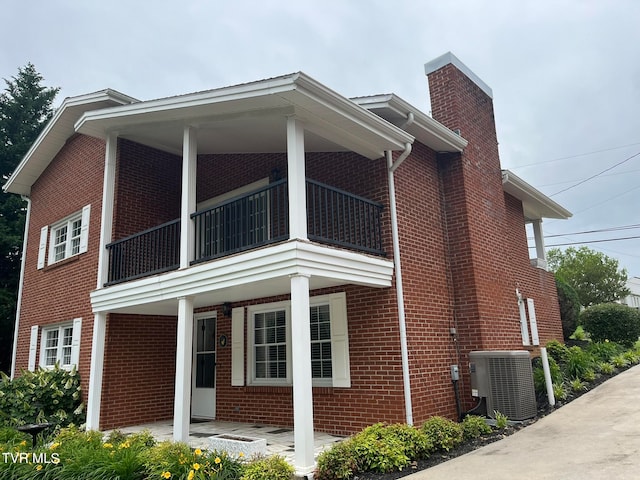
top-left (469, 350), bottom-right (537, 421)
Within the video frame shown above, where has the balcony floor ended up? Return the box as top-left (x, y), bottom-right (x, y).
top-left (103, 419), bottom-right (344, 464)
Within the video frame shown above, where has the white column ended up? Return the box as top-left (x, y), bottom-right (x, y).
top-left (180, 126), bottom-right (197, 269)
top-left (532, 219), bottom-right (547, 269)
top-left (290, 273), bottom-right (314, 475)
top-left (174, 296), bottom-right (194, 442)
top-left (86, 312), bottom-right (107, 430)
top-left (286, 116), bottom-right (307, 240)
top-left (97, 133), bottom-right (118, 288)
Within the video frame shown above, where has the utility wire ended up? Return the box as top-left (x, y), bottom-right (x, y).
top-left (539, 224), bottom-right (640, 239)
top-left (540, 236), bottom-right (640, 247)
top-left (510, 141), bottom-right (640, 169)
top-left (550, 150), bottom-right (640, 196)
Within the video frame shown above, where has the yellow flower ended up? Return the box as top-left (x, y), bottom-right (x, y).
top-left (119, 441), bottom-right (130, 449)
top-left (50, 442), bottom-right (60, 450)
top-left (214, 457), bottom-right (221, 464)
top-left (188, 471), bottom-right (195, 480)
top-left (193, 463), bottom-right (201, 471)
top-left (20, 440), bottom-right (27, 447)
top-left (194, 448), bottom-right (202, 456)
top-left (36, 465), bottom-right (43, 471)
top-left (161, 471), bottom-right (172, 479)
top-left (103, 442), bottom-right (113, 449)
top-left (238, 452), bottom-right (244, 458)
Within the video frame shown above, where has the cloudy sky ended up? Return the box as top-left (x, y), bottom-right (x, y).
top-left (3, 0), bottom-right (639, 277)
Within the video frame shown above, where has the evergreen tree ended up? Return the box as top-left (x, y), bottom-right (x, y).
top-left (0, 63), bottom-right (59, 374)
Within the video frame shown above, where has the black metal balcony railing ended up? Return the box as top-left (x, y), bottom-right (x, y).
top-left (105, 179), bottom-right (384, 285)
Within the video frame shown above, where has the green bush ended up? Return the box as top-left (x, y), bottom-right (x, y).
top-left (493, 411), bottom-right (509, 429)
top-left (580, 303), bottom-right (640, 347)
top-left (0, 366), bottom-right (84, 430)
top-left (461, 415), bottom-right (492, 440)
top-left (564, 346), bottom-right (595, 380)
top-left (421, 416), bottom-right (463, 452)
top-left (586, 341), bottom-right (624, 363)
top-left (351, 423), bottom-right (411, 473)
top-left (241, 455), bottom-right (294, 480)
top-left (315, 439), bottom-right (359, 480)
top-left (597, 362), bottom-right (615, 375)
top-left (545, 340), bottom-right (570, 366)
top-left (532, 356), bottom-right (562, 396)
top-left (556, 278), bottom-right (582, 340)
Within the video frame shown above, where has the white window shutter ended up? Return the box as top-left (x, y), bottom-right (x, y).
top-left (330, 293), bottom-right (351, 388)
top-left (527, 299), bottom-right (540, 346)
top-left (231, 307), bottom-right (245, 386)
top-left (70, 318), bottom-right (82, 367)
top-left (79, 205), bottom-right (91, 253)
top-left (28, 325), bottom-right (39, 371)
top-left (37, 226), bottom-right (48, 269)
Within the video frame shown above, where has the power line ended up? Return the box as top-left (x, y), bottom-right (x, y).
top-left (543, 235), bottom-right (640, 247)
top-left (550, 150), bottom-right (640, 196)
top-left (537, 168), bottom-right (640, 188)
top-left (541, 224), bottom-right (640, 238)
top-left (510, 141), bottom-right (640, 169)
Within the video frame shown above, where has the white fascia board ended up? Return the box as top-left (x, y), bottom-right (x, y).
top-left (90, 240), bottom-right (393, 313)
top-left (3, 90), bottom-right (137, 195)
top-left (502, 170), bottom-right (572, 220)
top-left (352, 94), bottom-right (467, 153)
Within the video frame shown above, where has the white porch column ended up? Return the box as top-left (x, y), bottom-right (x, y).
top-left (86, 312), bottom-right (107, 430)
top-left (174, 296), bottom-right (194, 442)
top-left (532, 219), bottom-right (547, 270)
top-left (180, 126), bottom-right (197, 268)
top-left (96, 132), bottom-right (118, 288)
top-left (286, 116), bottom-right (307, 240)
top-left (290, 273), bottom-right (314, 475)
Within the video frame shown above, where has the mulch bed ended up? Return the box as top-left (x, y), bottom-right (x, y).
top-left (350, 364), bottom-right (632, 480)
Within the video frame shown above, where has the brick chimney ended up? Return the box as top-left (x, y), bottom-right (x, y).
top-left (425, 53), bottom-right (522, 357)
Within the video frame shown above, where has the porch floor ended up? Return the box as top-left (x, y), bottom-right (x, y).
top-left (104, 419), bottom-right (345, 464)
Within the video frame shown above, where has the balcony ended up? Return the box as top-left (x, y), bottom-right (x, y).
top-left (105, 179), bottom-right (385, 286)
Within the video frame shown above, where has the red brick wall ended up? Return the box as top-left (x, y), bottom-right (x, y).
top-left (14, 134), bottom-right (104, 403)
top-left (100, 314), bottom-right (177, 429)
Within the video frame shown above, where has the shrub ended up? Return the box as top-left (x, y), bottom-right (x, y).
top-left (612, 354), bottom-right (630, 369)
top-left (315, 439), bottom-right (358, 480)
top-left (556, 278), bottom-right (582, 340)
top-left (598, 362), bottom-right (615, 375)
top-left (0, 366), bottom-right (84, 430)
top-left (545, 340), bottom-right (570, 366)
top-left (241, 455), bottom-right (293, 480)
top-left (586, 341), bottom-right (624, 363)
top-left (461, 415), bottom-right (492, 440)
top-left (553, 382), bottom-right (567, 401)
top-left (580, 303), bottom-right (640, 347)
top-left (351, 423), bottom-right (411, 473)
top-left (563, 346), bottom-right (595, 380)
top-left (493, 411), bottom-right (509, 430)
top-left (421, 416), bottom-right (463, 452)
top-left (532, 356), bottom-right (562, 396)
top-left (569, 378), bottom-right (586, 392)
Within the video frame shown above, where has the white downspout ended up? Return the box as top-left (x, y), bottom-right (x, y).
top-left (10, 195), bottom-right (31, 379)
top-left (386, 144), bottom-right (413, 425)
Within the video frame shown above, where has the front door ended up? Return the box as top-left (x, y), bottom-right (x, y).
top-left (192, 314), bottom-right (216, 419)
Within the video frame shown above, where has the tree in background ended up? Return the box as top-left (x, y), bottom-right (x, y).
top-left (0, 63), bottom-right (59, 374)
top-left (547, 246), bottom-right (630, 307)
top-left (555, 277), bottom-right (581, 340)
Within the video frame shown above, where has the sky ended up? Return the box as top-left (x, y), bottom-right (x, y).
top-left (2, 0), bottom-right (639, 278)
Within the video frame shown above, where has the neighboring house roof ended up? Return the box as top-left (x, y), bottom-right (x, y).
top-left (74, 72), bottom-right (415, 161)
top-left (502, 169), bottom-right (572, 220)
top-left (3, 90), bottom-right (138, 196)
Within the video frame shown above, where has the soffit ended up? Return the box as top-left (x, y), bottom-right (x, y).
top-left (502, 170), bottom-right (572, 221)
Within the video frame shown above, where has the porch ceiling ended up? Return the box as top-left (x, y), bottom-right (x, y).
top-left (90, 240), bottom-right (394, 317)
top-left (75, 72), bottom-right (414, 160)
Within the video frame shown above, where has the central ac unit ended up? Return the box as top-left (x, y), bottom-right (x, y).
top-left (469, 350), bottom-right (536, 421)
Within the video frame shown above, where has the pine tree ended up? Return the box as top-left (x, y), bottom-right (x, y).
top-left (0, 63), bottom-right (59, 374)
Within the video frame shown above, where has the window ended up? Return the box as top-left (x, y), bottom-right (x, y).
top-left (36, 319), bottom-right (82, 370)
top-left (38, 205), bottom-right (91, 269)
top-left (245, 293), bottom-right (350, 387)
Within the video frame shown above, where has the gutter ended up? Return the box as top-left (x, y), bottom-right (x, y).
top-left (11, 196), bottom-right (31, 379)
top-left (386, 145), bottom-right (413, 425)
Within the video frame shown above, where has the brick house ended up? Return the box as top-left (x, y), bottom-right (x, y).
top-left (5, 52), bottom-right (570, 473)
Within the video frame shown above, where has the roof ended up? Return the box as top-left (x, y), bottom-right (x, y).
top-left (351, 93), bottom-right (468, 153)
top-left (3, 90), bottom-right (138, 196)
top-left (502, 170), bottom-right (572, 220)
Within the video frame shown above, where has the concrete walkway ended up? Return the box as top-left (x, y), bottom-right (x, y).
top-left (407, 364), bottom-right (640, 480)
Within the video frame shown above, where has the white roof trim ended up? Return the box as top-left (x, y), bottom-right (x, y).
top-left (502, 170), bottom-right (572, 220)
top-left (424, 52), bottom-right (493, 99)
top-left (352, 93), bottom-right (468, 153)
top-left (3, 89), bottom-right (137, 196)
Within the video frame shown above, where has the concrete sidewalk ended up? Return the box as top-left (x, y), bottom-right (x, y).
top-left (406, 364), bottom-right (640, 480)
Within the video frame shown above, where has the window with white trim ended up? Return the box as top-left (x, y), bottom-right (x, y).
top-left (38, 205), bottom-right (91, 269)
top-left (37, 319), bottom-right (82, 370)
top-left (245, 293), bottom-right (350, 387)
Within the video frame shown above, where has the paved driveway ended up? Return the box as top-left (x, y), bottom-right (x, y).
top-left (406, 364), bottom-right (640, 479)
